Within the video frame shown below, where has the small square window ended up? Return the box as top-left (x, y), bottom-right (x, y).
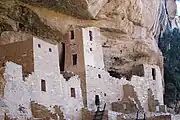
top-left (90, 48), bottom-right (92, 51)
top-left (49, 48), bottom-right (52, 52)
top-left (120, 50), bottom-right (122, 53)
top-left (71, 88), bottom-right (76, 98)
top-left (98, 74), bottom-right (101, 78)
top-left (41, 79), bottom-right (46, 92)
top-left (38, 44), bottom-right (41, 48)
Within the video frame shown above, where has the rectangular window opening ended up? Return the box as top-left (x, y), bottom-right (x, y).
top-left (71, 88), bottom-right (76, 97)
top-left (123, 104), bottom-right (127, 110)
top-left (41, 79), bottom-right (46, 92)
top-left (60, 43), bottom-right (65, 71)
top-left (72, 54), bottom-right (77, 65)
top-left (89, 30), bottom-right (92, 41)
top-left (38, 44), bottom-right (41, 48)
top-left (152, 68), bottom-right (156, 80)
top-left (49, 48), bottom-right (52, 52)
top-left (70, 30), bottom-right (74, 39)
top-left (98, 74), bottom-right (101, 78)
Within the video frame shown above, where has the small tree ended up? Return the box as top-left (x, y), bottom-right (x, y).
top-left (159, 28), bottom-right (180, 106)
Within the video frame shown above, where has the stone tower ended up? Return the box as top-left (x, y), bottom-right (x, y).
top-left (62, 26), bottom-right (104, 106)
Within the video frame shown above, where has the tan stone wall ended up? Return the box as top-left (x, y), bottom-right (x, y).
top-left (125, 64), bottom-right (145, 80)
top-left (148, 89), bottom-right (158, 112)
top-left (0, 67), bottom-right (5, 97)
top-left (147, 115), bottom-right (171, 120)
top-left (31, 101), bottom-right (64, 120)
top-left (64, 27), bottom-right (85, 75)
top-left (0, 38), bottom-right (34, 73)
top-left (64, 27), bottom-right (87, 106)
top-left (0, 39), bottom-right (34, 97)
top-left (112, 84), bottom-right (142, 114)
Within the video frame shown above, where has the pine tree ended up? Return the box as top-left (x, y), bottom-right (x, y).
top-left (159, 28), bottom-right (180, 106)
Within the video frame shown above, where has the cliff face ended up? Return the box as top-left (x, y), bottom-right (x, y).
top-left (0, 0), bottom-right (177, 77)
top-left (171, 16), bottom-right (180, 28)
top-left (166, 0), bottom-right (177, 21)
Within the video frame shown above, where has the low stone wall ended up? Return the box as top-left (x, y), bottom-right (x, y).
top-left (2, 61), bottom-right (83, 120)
top-left (31, 101), bottom-right (64, 120)
top-left (146, 115), bottom-right (171, 120)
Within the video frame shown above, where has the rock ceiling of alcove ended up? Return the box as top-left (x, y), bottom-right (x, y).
top-left (0, 0), bottom-right (62, 42)
top-left (0, 0), bottom-right (177, 44)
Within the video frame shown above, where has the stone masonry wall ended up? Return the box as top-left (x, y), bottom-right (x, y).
top-left (143, 64), bottom-right (164, 105)
top-left (0, 67), bottom-right (5, 97)
top-left (3, 62), bottom-right (83, 119)
top-left (0, 38), bottom-right (34, 73)
top-left (33, 37), bottom-right (60, 75)
top-left (63, 27), bottom-right (87, 106)
top-left (85, 64), bottom-right (163, 112)
top-left (82, 27), bottom-right (104, 69)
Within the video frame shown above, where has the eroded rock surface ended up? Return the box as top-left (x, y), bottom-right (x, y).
top-left (0, 0), bottom-right (177, 78)
top-left (166, 0), bottom-right (177, 21)
top-left (19, 0), bottom-right (108, 19)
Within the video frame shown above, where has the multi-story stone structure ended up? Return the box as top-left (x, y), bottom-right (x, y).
top-left (0, 26), bottom-right (164, 120)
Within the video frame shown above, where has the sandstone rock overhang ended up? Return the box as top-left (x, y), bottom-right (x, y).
top-left (19, 0), bottom-right (108, 19)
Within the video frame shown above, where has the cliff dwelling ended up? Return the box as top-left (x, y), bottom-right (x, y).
top-left (0, 26), bottom-right (165, 120)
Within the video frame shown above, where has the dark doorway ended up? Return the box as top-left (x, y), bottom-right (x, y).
top-left (60, 43), bottom-right (65, 71)
top-left (95, 95), bottom-right (100, 106)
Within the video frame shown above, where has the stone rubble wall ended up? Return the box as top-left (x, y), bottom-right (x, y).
top-left (2, 62), bottom-right (163, 119)
top-left (143, 64), bottom-right (164, 105)
top-left (172, 114), bottom-right (180, 120)
top-left (3, 61), bottom-right (83, 120)
top-left (85, 65), bottom-right (163, 112)
top-left (108, 110), bottom-right (123, 120)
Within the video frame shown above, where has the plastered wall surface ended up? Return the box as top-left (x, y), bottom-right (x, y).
top-left (107, 110), bottom-right (123, 120)
top-left (143, 64), bottom-right (164, 105)
top-left (86, 65), bottom-right (124, 111)
top-left (85, 65), bottom-right (163, 112)
top-left (33, 37), bottom-right (60, 75)
top-left (3, 60), bottom-right (83, 119)
top-left (82, 27), bottom-right (104, 69)
top-left (3, 62), bottom-right (32, 119)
